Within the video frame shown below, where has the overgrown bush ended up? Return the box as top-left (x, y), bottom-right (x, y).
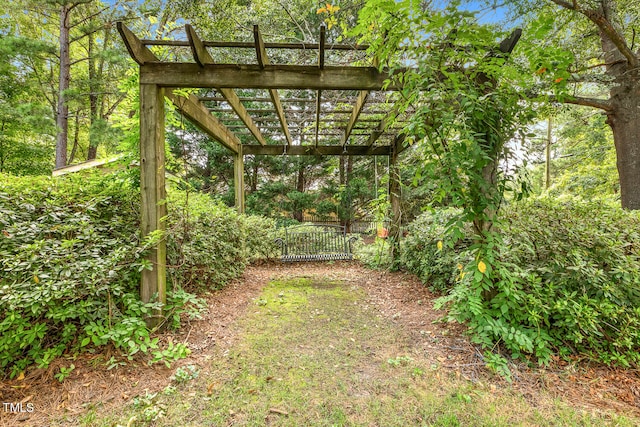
top-left (166, 191), bottom-right (278, 290)
top-left (0, 171), bottom-right (276, 377)
top-left (399, 208), bottom-right (472, 291)
top-left (400, 198), bottom-right (640, 366)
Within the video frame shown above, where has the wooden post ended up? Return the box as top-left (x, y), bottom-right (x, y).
top-left (234, 145), bottom-right (245, 213)
top-left (140, 83), bottom-right (167, 328)
top-left (545, 116), bottom-right (552, 189)
top-left (389, 138), bottom-right (402, 259)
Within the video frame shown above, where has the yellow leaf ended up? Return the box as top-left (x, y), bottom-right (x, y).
top-left (478, 261), bottom-right (487, 274)
top-left (33, 275), bottom-right (39, 283)
top-left (436, 240), bottom-right (443, 251)
top-left (457, 263), bottom-right (463, 270)
top-left (17, 371), bottom-right (25, 381)
top-left (316, 7), bottom-right (327, 14)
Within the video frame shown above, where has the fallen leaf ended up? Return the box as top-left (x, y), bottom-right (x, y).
top-left (207, 383), bottom-right (216, 396)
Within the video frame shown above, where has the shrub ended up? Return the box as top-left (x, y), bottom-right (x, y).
top-left (400, 198), bottom-right (640, 366)
top-left (398, 208), bottom-right (473, 292)
top-left (0, 171), bottom-right (277, 377)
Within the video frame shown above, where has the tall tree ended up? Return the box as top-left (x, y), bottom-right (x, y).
top-left (506, 0), bottom-right (640, 209)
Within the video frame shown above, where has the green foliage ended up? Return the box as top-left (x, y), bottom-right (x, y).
top-left (166, 190), bottom-right (278, 291)
top-left (170, 364), bottom-right (199, 383)
top-left (354, 237), bottom-right (392, 269)
top-left (0, 171), bottom-right (277, 377)
top-left (403, 200), bottom-right (640, 367)
top-left (399, 209), bottom-right (473, 292)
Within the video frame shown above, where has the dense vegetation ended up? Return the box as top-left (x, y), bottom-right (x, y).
top-left (396, 199), bottom-right (640, 370)
top-left (1, 0), bottom-right (639, 381)
top-left (0, 171), bottom-right (275, 377)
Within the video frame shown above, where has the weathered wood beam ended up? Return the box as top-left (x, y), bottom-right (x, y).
top-left (117, 22), bottom-right (242, 154)
top-left (201, 96), bottom-right (355, 103)
top-left (242, 145), bottom-right (391, 156)
top-left (117, 22), bottom-right (157, 65)
top-left (141, 39), bottom-right (369, 51)
top-left (139, 84), bottom-right (166, 328)
top-left (388, 136), bottom-right (402, 259)
top-left (315, 25), bottom-right (325, 148)
top-left (342, 90), bottom-right (369, 146)
top-left (315, 91), bottom-right (322, 148)
top-left (166, 90), bottom-right (239, 154)
top-left (139, 63), bottom-right (395, 90)
top-left (186, 24), bottom-right (266, 146)
top-left (367, 111), bottom-right (396, 146)
top-left (254, 25), bottom-right (292, 145)
top-left (234, 145), bottom-right (245, 213)
top-left (318, 25), bottom-right (326, 69)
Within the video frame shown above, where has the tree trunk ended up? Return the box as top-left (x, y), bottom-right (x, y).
top-left (69, 111), bottom-right (80, 163)
top-left (250, 162), bottom-right (258, 193)
top-left (293, 162), bottom-right (304, 222)
top-left (87, 31), bottom-right (98, 161)
top-left (598, 0), bottom-right (640, 209)
top-left (344, 155), bottom-right (353, 232)
top-left (608, 91), bottom-right (640, 209)
top-left (55, 4), bottom-right (71, 169)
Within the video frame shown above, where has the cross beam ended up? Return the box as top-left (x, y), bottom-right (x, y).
top-left (254, 25), bottom-right (292, 145)
top-left (242, 145), bottom-right (391, 156)
top-left (186, 24), bottom-right (266, 146)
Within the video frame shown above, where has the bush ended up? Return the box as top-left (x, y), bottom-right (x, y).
top-left (399, 208), bottom-right (473, 292)
top-left (0, 171), bottom-right (277, 377)
top-left (400, 198), bottom-right (640, 366)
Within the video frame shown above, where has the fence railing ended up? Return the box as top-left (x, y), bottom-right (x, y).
top-left (301, 215), bottom-right (386, 234)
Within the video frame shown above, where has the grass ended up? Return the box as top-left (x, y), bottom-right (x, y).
top-left (77, 276), bottom-right (637, 427)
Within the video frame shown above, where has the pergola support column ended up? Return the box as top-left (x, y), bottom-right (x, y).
top-left (389, 138), bottom-right (402, 259)
top-left (140, 83), bottom-right (167, 328)
top-left (234, 144), bottom-right (245, 213)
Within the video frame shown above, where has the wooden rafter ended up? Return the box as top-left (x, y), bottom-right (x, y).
top-left (367, 111), bottom-right (394, 146)
top-left (253, 25), bottom-right (292, 145)
top-left (315, 25), bottom-right (325, 148)
top-left (186, 24), bottom-right (266, 146)
top-left (117, 22), bottom-right (157, 64)
top-left (342, 56), bottom-right (380, 147)
top-left (242, 145), bottom-right (390, 156)
top-left (140, 64), bottom-right (394, 90)
top-left (342, 90), bottom-right (369, 146)
top-left (167, 90), bottom-right (240, 153)
top-left (117, 22), bottom-right (241, 154)
top-left (140, 38), bottom-right (369, 51)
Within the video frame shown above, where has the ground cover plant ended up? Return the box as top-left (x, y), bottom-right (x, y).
top-left (0, 171), bottom-right (276, 378)
top-left (398, 197), bottom-right (640, 369)
top-left (83, 271), bottom-right (637, 427)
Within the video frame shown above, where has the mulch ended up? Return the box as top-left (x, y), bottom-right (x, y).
top-left (1, 261), bottom-right (639, 426)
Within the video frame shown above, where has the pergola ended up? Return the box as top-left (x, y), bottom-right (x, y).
top-left (117, 22), bottom-right (409, 326)
top-left (116, 22), bottom-right (520, 326)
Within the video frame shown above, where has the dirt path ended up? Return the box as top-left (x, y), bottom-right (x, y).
top-left (2, 263), bottom-right (639, 426)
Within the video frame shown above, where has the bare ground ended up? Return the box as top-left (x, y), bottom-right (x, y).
top-left (1, 262), bottom-right (639, 426)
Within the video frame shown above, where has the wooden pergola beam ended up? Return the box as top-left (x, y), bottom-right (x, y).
top-left (140, 39), bottom-right (369, 50)
top-left (167, 90), bottom-right (240, 154)
top-left (315, 25), bottom-right (325, 147)
top-left (118, 22), bottom-right (242, 154)
top-left (242, 145), bottom-right (391, 156)
top-left (186, 24), bottom-right (266, 146)
top-left (200, 96), bottom-right (355, 103)
top-left (254, 25), bottom-right (292, 145)
top-left (367, 111), bottom-right (394, 146)
top-left (342, 90), bottom-right (369, 146)
top-left (139, 64), bottom-right (396, 90)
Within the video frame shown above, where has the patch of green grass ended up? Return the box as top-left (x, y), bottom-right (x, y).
top-left (79, 276), bottom-right (639, 427)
